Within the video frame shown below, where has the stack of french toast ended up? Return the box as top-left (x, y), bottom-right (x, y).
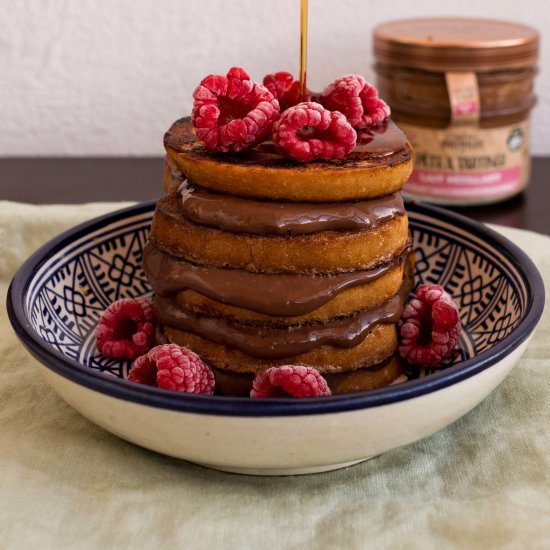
top-left (143, 116), bottom-right (413, 395)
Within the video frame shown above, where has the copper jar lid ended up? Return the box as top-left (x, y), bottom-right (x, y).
top-left (374, 18), bottom-right (539, 71)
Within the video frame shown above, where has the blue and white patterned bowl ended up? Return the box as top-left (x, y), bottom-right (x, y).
top-left (7, 201), bottom-right (544, 475)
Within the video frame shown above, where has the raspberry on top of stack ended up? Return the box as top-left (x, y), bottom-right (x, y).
top-left (140, 67), bottom-right (415, 396)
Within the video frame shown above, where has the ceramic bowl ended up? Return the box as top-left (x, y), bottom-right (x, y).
top-left (7, 201), bottom-right (544, 475)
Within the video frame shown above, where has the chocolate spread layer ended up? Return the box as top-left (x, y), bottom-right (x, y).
top-left (153, 287), bottom-right (407, 359)
top-left (180, 182), bottom-right (405, 235)
top-left (143, 242), bottom-right (407, 316)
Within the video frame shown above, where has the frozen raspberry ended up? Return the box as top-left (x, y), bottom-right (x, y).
top-left (272, 102), bottom-right (357, 162)
top-left (95, 298), bottom-right (155, 360)
top-left (398, 284), bottom-right (461, 368)
top-left (128, 344), bottom-right (215, 395)
top-left (263, 71), bottom-right (306, 111)
top-left (251, 365), bottom-right (332, 398)
top-left (320, 75), bottom-right (390, 129)
top-left (192, 67), bottom-right (280, 153)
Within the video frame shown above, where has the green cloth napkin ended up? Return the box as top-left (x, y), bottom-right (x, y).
top-left (1, 201), bottom-right (549, 550)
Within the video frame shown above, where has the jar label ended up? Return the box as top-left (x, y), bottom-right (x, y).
top-left (445, 72), bottom-right (480, 125)
top-left (400, 120), bottom-right (530, 202)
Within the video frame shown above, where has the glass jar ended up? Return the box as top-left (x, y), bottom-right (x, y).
top-left (374, 18), bottom-right (539, 205)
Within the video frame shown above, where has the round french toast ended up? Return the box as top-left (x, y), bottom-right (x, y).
top-left (156, 337), bottom-right (406, 397)
top-left (149, 192), bottom-right (410, 273)
top-left (171, 265), bottom-right (405, 325)
top-left (163, 117), bottom-right (413, 201)
top-left (144, 241), bottom-right (409, 324)
top-left (163, 322), bottom-right (399, 374)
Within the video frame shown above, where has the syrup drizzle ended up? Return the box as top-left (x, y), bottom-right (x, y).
top-left (299, 0), bottom-right (308, 101)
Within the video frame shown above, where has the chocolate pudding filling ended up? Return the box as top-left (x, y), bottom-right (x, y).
top-left (179, 183), bottom-right (405, 236)
top-left (153, 285), bottom-right (407, 360)
top-left (143, 242), bottom-right (408, 316)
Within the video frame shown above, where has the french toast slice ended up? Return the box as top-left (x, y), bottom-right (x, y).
top-left (149, 192), bottom-right (410, 274)
top-left (172, 264), bottom-right (405, 325)
top-left (164, 118), bottom-right (413, 201)
top-left (163, 322), bottom-right (398, 375)
top-left (157, 335), bottom-right (405, 397)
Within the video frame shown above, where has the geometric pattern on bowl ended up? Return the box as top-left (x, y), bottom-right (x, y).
top-left (26, 205), bottom-right (528, 383)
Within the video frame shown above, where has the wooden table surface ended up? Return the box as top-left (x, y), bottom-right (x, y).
top-left (1, 157), bottom-right (549, 235)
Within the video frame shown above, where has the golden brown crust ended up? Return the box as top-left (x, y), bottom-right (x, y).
top-left (164, 118), bottom-right (413, 201)
top-left (173, 264), bottom-right (405, 325)
top-left (149, 193), bottom-right (410, 274)
top-left (163, 323), bottom-right (398, 374)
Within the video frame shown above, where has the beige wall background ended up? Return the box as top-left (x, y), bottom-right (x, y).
top-left (1, 0), bottom-right (548, 156)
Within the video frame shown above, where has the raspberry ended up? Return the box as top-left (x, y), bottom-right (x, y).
top-left (272, 102), bottom-right (357, 162)
top-left (128, 344), bottom-right (215, 395)
top-left (398, 284), bottom-right (461, 368)
top-left (250, 365), bottom-right (332, 398)
top-left (263, 71), bottom-right (304, 111)
top-left (192, 67), bottom-right (280, 153)
top-left (95, 298), bottom-right (155, 359)
top-left (320, 75), bottom-right (390, 129)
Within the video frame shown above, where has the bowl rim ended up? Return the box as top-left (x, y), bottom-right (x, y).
top-left (7, 200), bottom-right (545, 417)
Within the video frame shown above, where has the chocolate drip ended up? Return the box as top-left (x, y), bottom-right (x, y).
top-left (154, 287), bottom-right (407, 359)
top-left (350, 122), bottom-right (408, 158)
top-left (143, 242), bottom-right (407, 316)
top-left (180, 184), bottom-right (405, 235)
